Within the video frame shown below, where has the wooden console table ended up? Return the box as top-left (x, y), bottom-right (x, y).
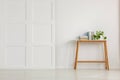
top-left (74, 40), bottom-right (109, 70)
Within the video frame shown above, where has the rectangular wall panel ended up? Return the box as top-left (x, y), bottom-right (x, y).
top-left (5, 0), bottom-right (25, 22)
top-left (6, 47), bottom-right (25, 67)
top-left (31, 0), bottom-right (51, 23)
top-left (0, 25), bottom-right (5, 66)
top-left (31, 46), bottom-right (52, 68)
top-left (0, 0), bottom-right (4, 22)
top-left (32, 24), bottom-right (52, 44)
top-left (5, 24), bottom-right (26, 45)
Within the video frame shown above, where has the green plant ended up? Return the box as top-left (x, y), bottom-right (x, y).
top-left (93, 31), bottom-right (107, 40)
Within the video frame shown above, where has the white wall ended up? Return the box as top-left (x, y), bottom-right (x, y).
top-left (55, 0), bottom-right (120, 69)
top-left (0, 0), bottom-right (55, 69)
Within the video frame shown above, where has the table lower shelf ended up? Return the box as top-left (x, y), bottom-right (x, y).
top-left (77, 61), bottom-right (105, 63)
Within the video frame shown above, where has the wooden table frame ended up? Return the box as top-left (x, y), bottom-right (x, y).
top-left (74, 40), bottom-right (109, 70)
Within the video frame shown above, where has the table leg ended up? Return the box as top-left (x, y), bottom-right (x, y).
top-left (74, 41), bottom-right (79, 70)
top-left (104, 41), bottom-right (109, 70)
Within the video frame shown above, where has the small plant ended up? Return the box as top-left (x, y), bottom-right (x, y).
top-left (93, 31), bottom-right (107, 40)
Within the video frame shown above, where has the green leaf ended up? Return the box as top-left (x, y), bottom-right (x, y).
top-left (104, 36), bottom-right (107, 39)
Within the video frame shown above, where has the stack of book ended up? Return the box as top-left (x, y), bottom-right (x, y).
top-left (79, 36), bottom-right (88, 40)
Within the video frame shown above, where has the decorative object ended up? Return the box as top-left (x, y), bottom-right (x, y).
top-left (87, 31), bottom-right (94, 40)
top-left (93, 31), bottom-right (107, 40)
top-left (79, 36), bottom-right (88, 40)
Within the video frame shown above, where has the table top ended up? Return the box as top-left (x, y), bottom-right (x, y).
top-left (77, 40), bottom-right (106, 42)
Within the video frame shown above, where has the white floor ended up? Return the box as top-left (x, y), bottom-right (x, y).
top-left (0, 69), bottom-right (119, 80)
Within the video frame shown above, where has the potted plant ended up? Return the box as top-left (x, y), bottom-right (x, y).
top-left (93, 31), bottom-right (107, 40)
